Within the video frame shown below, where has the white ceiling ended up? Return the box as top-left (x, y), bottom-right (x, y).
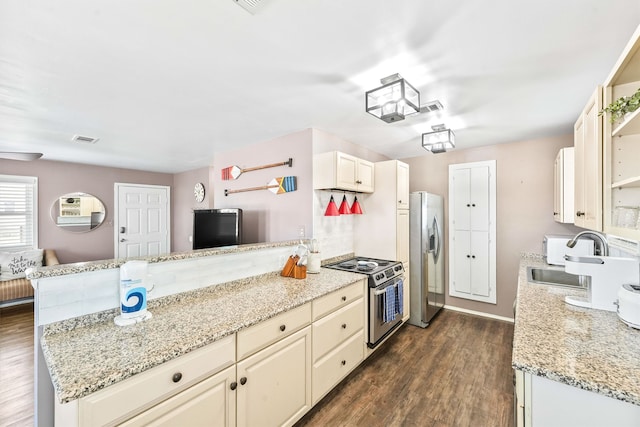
top-left (1, 0), bottom-right (639, 173)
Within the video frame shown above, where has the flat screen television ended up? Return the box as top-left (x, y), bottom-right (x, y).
top-left (193, 209), bottom-right (243, 250)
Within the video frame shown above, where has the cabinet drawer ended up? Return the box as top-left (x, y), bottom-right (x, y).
top-left (79, 334), bottom-right (235, 427)
top-left (312, 331), bottom-right (364, 405)
top-left (237, 303), bottom-right (311, 360)
top-left (312, 281), bottom-right (364, 321)
top-left (312, 298), bottom-right (364, 361)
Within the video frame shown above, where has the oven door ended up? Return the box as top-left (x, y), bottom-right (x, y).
top-left (368, 276), bottom-right (404, 348)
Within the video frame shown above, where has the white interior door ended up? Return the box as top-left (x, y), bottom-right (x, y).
top-left (115, 183), bottom-right (170, 258)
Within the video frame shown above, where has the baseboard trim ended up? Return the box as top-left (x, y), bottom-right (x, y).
top-left (444, 304), bottom-right (514, 323)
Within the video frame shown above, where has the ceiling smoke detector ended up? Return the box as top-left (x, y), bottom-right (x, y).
top-left (72, 135), bottom-right (99, 144)
top-left (232, 0), bottom-right (266, 14)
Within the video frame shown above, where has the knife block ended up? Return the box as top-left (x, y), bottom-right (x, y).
top-left (281, 255), bottom-right (306, 279)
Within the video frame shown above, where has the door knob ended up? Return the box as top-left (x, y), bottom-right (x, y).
top-left (120, 238), bottom-right (127, 242)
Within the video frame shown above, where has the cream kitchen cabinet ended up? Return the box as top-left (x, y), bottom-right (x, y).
top-left (602, 24), bottom-right (640, 241)
top-left (236, 326), bottom-right (312, 427)
top-left (573, 87), bottom-right (603, 231)
top-left (72, 335), bottom-right (236, 427)
top-left (515, 369), bottom-right (640, 427)
top-left (313, 151), bottom-right (374, 193)
top-left (448, 161), bottom-right (496, 304)
top-left (235, 304), bottom-right (312, 427)
top-left (553, 147), bottom-right (575, 223)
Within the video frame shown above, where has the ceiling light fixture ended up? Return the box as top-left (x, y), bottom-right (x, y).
top-left (422, 124), bottom-right (455, 154)
top-left (365, 73), bottom-right (420, 123)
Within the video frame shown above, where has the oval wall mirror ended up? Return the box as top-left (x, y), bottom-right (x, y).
top-left (50, 192), bottom-right (106, 233)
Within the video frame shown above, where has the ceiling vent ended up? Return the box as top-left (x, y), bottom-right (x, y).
top-left (232, 0), bottom-right (266, 14)
top-left (420, 100), bottom-right (444, 113)
top-left (72, 135), bottom-right (99, 144)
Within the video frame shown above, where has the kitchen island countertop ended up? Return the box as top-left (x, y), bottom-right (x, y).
top-left (513, 255), bottom-right (640, 406)
top-left (41, 267), bottom-right (367, 404)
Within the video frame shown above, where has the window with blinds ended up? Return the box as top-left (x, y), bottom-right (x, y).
top-left (0, 175), bottom-right (38, 251)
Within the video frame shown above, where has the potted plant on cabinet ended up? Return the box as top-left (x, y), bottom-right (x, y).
top-left (600, 87), bottom-right (640, 124)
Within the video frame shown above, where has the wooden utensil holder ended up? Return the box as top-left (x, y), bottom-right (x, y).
top-left (280, 255), bottom-right (306, 279)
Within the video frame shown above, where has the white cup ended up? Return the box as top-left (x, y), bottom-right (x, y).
top-left (307, 253), bottom-right (321, 273)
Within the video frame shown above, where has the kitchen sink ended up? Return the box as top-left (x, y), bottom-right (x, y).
top-left (526, 266), bottom-right (586, 288)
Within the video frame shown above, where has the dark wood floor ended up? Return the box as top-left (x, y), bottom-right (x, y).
top-left (0, 305), bottom-right (514, 427)
top-left (296, 310), bottom-right (515, 427)
top-left (0, 302), bottom-right (34, 427)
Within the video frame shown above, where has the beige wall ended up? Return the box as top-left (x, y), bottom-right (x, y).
top-left (402, 134), bottom-right (583, 319)
top-left (0, 159), bottom-right (174, 263)
top-left (172, 166), bottom-right (213, 252)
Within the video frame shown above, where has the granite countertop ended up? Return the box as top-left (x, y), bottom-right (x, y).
top-left (27, 240), bottom-right (303, 280)
top-left (512, 255), bottom-right (640, 406)
top-left (41, 267), bottom-right (367, 404)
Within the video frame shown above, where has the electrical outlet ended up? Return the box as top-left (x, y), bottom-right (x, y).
top-left (188, 235), bottom-right (192, 242)
top-left (298, 226), bottom-right (305, 239)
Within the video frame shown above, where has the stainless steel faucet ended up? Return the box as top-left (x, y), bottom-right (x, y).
top-left (566, 231), bottom-right (609, 256)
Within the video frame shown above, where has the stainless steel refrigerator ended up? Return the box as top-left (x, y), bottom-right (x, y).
top-left (408, 191), bottom-right (445, 327)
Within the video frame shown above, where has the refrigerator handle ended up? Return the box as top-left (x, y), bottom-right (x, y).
top-left (432, 215), bottom-right (441, 264)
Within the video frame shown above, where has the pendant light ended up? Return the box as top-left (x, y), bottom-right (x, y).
top-left (365, 74), bottom-right (420, 123)
top-left (324, 195), bottom-right (340, 216)
top-left (338, 194), bottom-right (352, 215)
top-left (350, 196), bottom-right (363, 215)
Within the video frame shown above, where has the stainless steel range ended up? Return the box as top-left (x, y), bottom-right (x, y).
top-left (325, 257), bottom-right (405, 348)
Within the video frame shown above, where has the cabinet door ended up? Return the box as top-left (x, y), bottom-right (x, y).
top-left (356, 158), bottom-right (375, 193)
top-left (574, 87), bottom-right (603, 230)
top-left (336, 152), bottom-right (358, 191)
top-left (470, 231), bottom-right (490, 297)
top-left (470, 166), bottom-right (490, 231)
top-left (236, 326), bottom-right (311, 427)
top-left (397, 162), bottom-right (410, 209)
top-left (451, 168), bottom-right (471, 230)
top-left (396, 209), bottom-right (410, 265)
top-left (554, 149), bottom-right (563, 222)
top-left (401, 270), bottom-right (410, 321)
top-left (120, 366), bottom-right (236, 427)
top-left (451, 230), bottom-right (471, 294)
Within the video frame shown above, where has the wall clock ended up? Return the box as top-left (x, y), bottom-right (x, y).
top-left (194, 182), bottom-right (205, 203)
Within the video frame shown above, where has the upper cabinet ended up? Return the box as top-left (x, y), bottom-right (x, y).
top-left (602, 25), bottom-right (640, 241)
top-left (313, 151), bottom-right (375, 193)
top-left (554, 147), bottom-right (575, 223)
top-left (573, 87), bottom-right (603, 231)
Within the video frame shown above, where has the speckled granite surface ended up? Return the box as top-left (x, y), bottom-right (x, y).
top-left (27, 240), bottom-right (303, 280)
top-left (41, 267), bottom-right (366, 404)
top-left (513, 255), bottom-right (640, 406)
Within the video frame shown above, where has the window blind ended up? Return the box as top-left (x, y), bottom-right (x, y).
top-left (0, 175), bottom-right (38, 251)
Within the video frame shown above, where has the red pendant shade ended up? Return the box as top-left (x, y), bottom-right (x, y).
top-left (350, 196), bottom-right (363, 214)
top-left (324, 195), bottom-right (340, 216)
top-left (338, 195), bottom-right (352, 215)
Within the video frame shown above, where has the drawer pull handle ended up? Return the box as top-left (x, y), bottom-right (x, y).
top-left (230, 382), bottom-right (237, 391)
top-left (172, 372), bottom-right (182, 383)
top-left (240, 377), bottom-right (247, 385)
top-left (280, 324), bottom-right (286, 332)
top-left (341, 360), bottom-right (346, 366)
top-left (341, 323), bottom-right (347, 329)
top-left (341, 296), bottom-right (347, 301)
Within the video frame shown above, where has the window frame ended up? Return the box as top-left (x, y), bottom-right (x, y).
top-left (0, 174), bottom-right (38, 251)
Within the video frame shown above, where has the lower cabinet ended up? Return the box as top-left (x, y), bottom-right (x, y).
top-left (61, 282), bottom-right (370, 427)
top-left (515, 369), bottom-right (640, 427)
top-left (120, 366), bottom-right (236, 427)
top-left (236, 326), bottom-right (312, 427)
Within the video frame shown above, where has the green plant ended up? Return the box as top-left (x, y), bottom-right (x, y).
top-left (600, 87), bottom-right (640, 124)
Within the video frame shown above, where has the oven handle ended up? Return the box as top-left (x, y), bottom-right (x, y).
top-left (372, 278), bottom-right (403, 296)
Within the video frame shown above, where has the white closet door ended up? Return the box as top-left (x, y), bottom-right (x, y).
top-left (470, 166), bottom-right (490, 231)
top-left (452, 168), bottom-right (471, 230)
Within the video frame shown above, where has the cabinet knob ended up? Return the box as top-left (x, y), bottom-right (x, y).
top-left (341, 296), bottom-right (347, 301)
top-left (341, 360), bottom-right (346, 366)
top-left (172, 372), bottom-right (182, 383)
top-left (467, 255), bottom-right (471, 258)
top-left (279, 324), bottom-right (286, 332)
top-left (471, 255), bottom-right (476, 259)
top-left (341, 323), bottom-right (347, 329)
top-left (576, 211), bottom-right (585, 217)
top-left (466, 204), bottom-right (470, 207)
top-left (472, 204), bottom-right (476, 207)
top-left (240, 377), bottom-right (247, 385)
top-left (356, 180), bottom-right (362, 184)
top-left (230, 382), bottom-right (237, 391)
